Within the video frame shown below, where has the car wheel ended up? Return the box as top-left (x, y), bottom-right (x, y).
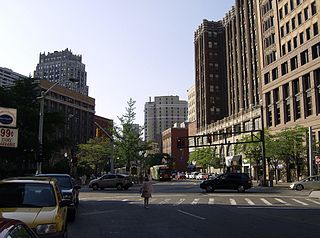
top-left (296, 184), bottom-right (304, 191)
top-left (206, 185), bottom-right (214, 192)
top-left (237, 185), bottom-right (245, 193)
top-left (116, 184), bottom-right (123, 190)
top-left (92, 184), bottom-right (99, 190)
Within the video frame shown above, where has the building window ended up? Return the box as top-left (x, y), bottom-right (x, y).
top-left (266, 92), bottom-right (273, 127)
top-left (286, 21), bottom-right (290, 34)
top-left (300, 49), bottom-right (309, 65)
top-left (283, 83), bottom-right (291, 122)
top-left (281, 26), bottom-right (285, 37)
top-left (290, 56), bottom-right (298, 71)
top-left (306, 27), bottom-right (311, 40)
top-left (296, 0), bottom-right (301, 5)
top-left (287, 40), bottom-right (292, 52)
top-left (264, 72), bottom-right (270, 84)
top-left (274, 88), bottom-right (281, 125)
top-left (279, 8), bottom-right (283, 19)
top-left (281, 62), bottom-right (289, 75)
top-left (315, 69), bottom-right (320, 114)
top-left (272, 67), bottom-right (278, 80)
top-left (311, 2), bottom-right (317, 15)
top-left (298, 12), bottom-right (302, 25)
top-left (304, 7), bottom-right (309, 21)
top-left (303, 73), bottom-right (312, 116)
top-left (292, 17), bottom-right (296, 30)
top-left (314, 22), bottom-right (319, 35)
top-left (299, 32), bottom-right (304, 44)
top-left (293, 79), bottom-right (301, 120)
top-left (284, 3), bottom-right (289, 15)
top-left (312, 42), bottom-right (320, 59)
top-left (293, 36), bottom-right (298, 48)
top-left (282, 44), bottom-right (286, 55)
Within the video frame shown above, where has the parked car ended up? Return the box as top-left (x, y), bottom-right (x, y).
top-left (196, 173), bottom-right (209, 180)
top-left (290, 175), bottom-right (320, 191)
top-left (176, 172), bottom-right (186, 180)
top-left (0, 218), bottom-right (39, 238)
top-left (88, 174), bottom-right (133, 190)
top-left (0, 177), bottom-right (69, 238)
top-left (189, 172), bottom-right (199, 179)
top-left (35, 174), bottom-right (81, 221)
top-left (200, 172), bottom-right (252, 192)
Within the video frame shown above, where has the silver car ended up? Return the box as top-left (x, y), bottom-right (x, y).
top-left (290, 175), bottom-right (320, 191)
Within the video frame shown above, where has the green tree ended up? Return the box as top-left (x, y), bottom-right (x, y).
top-left (188, 147), bottom-right (221, 170)
top-left (77, 137), bottom-right (112, 176)
top-left (114, 98), bottom-right (149, 172)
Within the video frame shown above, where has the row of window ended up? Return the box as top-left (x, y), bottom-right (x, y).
top-left (280, 2), bottom-right (317, 38)
top-left (279, 0), bottom-right (304, 20)
top-left (265, 68), bottom-right (320, 127)
top-left (281, 22), bottom-right (318, 56)
top-left (264, 41), bottom-right (320, 84)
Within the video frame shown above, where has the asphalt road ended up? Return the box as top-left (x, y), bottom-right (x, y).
top-left (69, 180), bottom-right (320, 238)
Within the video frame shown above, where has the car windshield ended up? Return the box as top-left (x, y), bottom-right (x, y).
top-left (0, 183), bottom-right (56, 208)
top-left (53, 176), bottom-right (72, 189)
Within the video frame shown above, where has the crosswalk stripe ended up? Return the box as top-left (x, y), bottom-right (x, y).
top-left (274, 198), bottom-right (290, 206)
top-left (306, 198), bottom-right (320, 205)
top-left (230, 198), bottom-right (237, 205)
top-left (122, 199), bottom-right (128, 202)
top-left (292, 199), bottom-right (309, 206)
top-left (159, 199), bottom-right (171, 205)
top-left (260, 198), bottom-right (272, 206)
top-left (245, 198), bottom-right (255, 205)
top-left (208, 198), bottom-right (215, 205)
top-left (192, 198), bottom-right (200, 205)
top-left (173, 198), bottom-right (185, 206)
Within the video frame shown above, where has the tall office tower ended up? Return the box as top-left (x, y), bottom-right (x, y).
top-left (223, 0), bottom-right (261, 116)
top-left (34, 48), bottom-right (89, 95)
top-left (187, 85), bottom-right (196, 123)
top-left (194, 20), bottom-right (227, 131)
top-left (257, 0), bottom-right (320, 133)
top-left (0, 67), bottom-right (27, 87)
top-left (144, 96), bottom-right (188, 147)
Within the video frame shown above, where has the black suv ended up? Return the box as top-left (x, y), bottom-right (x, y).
top-left (36, 174), bottom-right (81, 221)
top-left (200, 172), bottom-right (252, 192)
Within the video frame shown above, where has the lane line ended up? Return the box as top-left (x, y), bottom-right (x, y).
top-left (159, 199), bottom-right (171, 205)
top-left (274, 198), bottom-right (290, 206)
top-left (260, 198), bottom-right (272, 206)
top-left (177, 209), bottom-right (206, 220)
top-left (192, 198), bottom-right (199, 205)
top-left (245, 198), bottom-right (255, 205)
top-left (306, 198), bottom-right (320, 205)
top-left (208, 198), bottom-right (214, 205)
top-left (173, 198), bottom-right (185, 206)
top-left (230, 198), bottom-right (237, 205)
top-left (292, 198), bottom-right (309, 206)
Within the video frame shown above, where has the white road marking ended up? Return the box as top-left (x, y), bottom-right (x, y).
top-left (229, 198), bottom-right (237, 205)
top-left (177, 209), bottom-right (206, 220)
top-left (208, 198), bottom-right (214, 205)
top-left (260, 198), bottom-right (272, 206)
top-left (292, 198), bottom-right (309, 206)
top-left (192, 198), bottom-right (199, 205)
top-left (122, 199), bottom-right (128, 202)
top-left (173, 198), bottom-right (185, 206)
top-left (274, 198), bottom-right (290, 206)
top-left (159, 199), bottom-right (171, 205)
top-left (245, 198), bottom-right (255, 205)
top-left (306, 199), bottom-right (320, 205)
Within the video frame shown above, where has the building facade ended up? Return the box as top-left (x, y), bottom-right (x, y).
top-left (34, 48), bottom-right (89, 95)
top-left (0, 67), bottom-right (27, 87)
top-left (187, 84), bottom-right (196, 123)
top-left (194, 19), bottom-right (228, 131)
top-left (257, 0), bottom-right (320, 139)
top-left (144, 96), bottom-right (188, 148)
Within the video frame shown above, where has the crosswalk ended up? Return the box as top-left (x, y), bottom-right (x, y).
top-left (83, 196), bottom-right (320, 208)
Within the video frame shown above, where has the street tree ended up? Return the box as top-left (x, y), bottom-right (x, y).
top-left (188, 147), bottom-right (221, 170)
top-left (114, 98), bottom-right (149, 172)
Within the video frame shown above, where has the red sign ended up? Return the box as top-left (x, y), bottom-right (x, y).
top-left (0, 127), bottom-right (18, 148)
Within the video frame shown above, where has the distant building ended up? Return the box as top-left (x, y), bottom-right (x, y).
top-left (162, 125), bottom-right (189, 172)
top-left (187, 85), bottom-right (196, 123)
top-left (194, 20), bottom-right (228, 131)
top-left (144, 96), bottom-right (188, 149)
top-left (0, 67), bottom-right (27, 87)
top-left (34, 48), bottom-right (89, 95)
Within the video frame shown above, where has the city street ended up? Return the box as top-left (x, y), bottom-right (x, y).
top-left (69, 180), bottom-right (320, 238)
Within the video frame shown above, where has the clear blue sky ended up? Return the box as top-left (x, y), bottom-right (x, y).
top-left (0, 0), bottom-right (235, 126)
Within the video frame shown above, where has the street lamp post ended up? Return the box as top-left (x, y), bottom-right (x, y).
top-left (36, 82), bottom-right (59, 175)
top-left (260, 105), bottom-right (267, 187)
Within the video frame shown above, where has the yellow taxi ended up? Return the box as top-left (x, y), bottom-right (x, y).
top-left (0, 177), bottom-right (69, 238)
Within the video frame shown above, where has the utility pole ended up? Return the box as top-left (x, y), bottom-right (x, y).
top-left (260, 105), bottom-right (267, 187)
top-left (36, 82), bottom-right (59, 175)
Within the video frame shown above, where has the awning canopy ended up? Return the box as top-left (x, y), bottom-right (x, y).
top-left (225, 155), bottom-right (242, 167)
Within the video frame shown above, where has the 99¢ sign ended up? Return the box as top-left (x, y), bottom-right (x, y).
top-left (0, 127), bottom-right (18, 148)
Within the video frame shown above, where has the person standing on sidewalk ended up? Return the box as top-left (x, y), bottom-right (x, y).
top-left (140, 176), bottom-right (153, 208)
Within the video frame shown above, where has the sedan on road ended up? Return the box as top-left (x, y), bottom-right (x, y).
top-left (0, 218), bottom-right (38, 238)
top-left (88, 174), bottom-right (133, 190)
top-left (290, 175), bottom-right (320, 191)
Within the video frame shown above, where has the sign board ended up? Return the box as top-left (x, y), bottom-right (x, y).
top-left (0, 107), bottom-right (17, 127)
top-left (0, 127), bottom-right (18, 148)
